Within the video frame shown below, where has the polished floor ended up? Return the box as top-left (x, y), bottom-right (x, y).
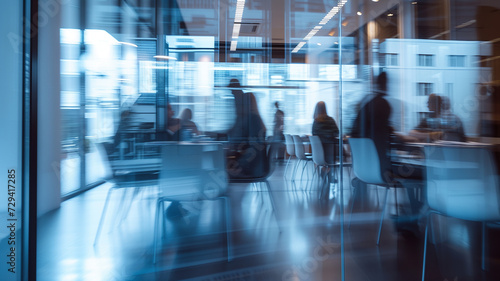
top-left (37, 161), bottom-right (500, 281)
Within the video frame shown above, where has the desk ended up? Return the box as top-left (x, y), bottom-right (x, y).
top-left (391, 141), bottom-right (495, 179)
top-left (110, 142), bottom-right (227, 174)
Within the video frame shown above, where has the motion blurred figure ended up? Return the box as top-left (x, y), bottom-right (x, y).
top-left (409, 93), bottom-right (445, 142)
top-left (312, 101), bottom-right (339, 165)
top-left (273, 101), bottom-right (285, 160)
top-left (351, 72), bottom-right (394, 176)
top-left (179, 108), bottom-right (199, 140)
top-left (273, 101), bottom-right (284, 140)
top-left (351, 71), bottom-right (423, 235)
top-left (226, 79), bottom-right (267, 178)
top-left (158, 103), bottom-right (181, 141)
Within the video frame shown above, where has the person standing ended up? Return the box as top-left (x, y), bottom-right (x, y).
top-left (273, 101), bottom-right (284, 140)
top-left (273, 101), bottom-right (285, 160)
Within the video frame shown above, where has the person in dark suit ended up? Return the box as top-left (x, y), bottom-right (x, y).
top-left (351, 71), bottom-right (423, 235)
top-left (351, 72), bottom-right (394, 178)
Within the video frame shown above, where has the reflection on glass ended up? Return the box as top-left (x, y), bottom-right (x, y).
top-left (37, 1), bottom-right (500, 281)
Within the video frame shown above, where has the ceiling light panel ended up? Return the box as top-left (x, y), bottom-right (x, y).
top-left (231, 0), bottom-right (246, 51)
top-left (293, 0), bottom-right (350, 53)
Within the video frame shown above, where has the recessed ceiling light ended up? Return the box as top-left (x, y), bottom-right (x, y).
top-left (154, 55), bottom-right (177, 60)
top-left (411, 1), bottom-right (417, 4)
top-left (357, 11), bottom-right (362, 16)
top-left (387, 13), bottom-right (394, 17)
top-left (118, 42), bottom-right (138, 47)
top-left (372, 0), bottom-right (379, 2)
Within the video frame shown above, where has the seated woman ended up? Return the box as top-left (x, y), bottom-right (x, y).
top-left (312, 101), bottom-right (340, 164)
top-left (179, 108), bottom-right (199, 140)
top-left (440, 96), bottom-right (466, 142)
top-left (157, 103), bottom-right (181, 141)
top-left (409, 94), bottom-right (444, 142)
top-left (409, 94), bottom-right (466, 142)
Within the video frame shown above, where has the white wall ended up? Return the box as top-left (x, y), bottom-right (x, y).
top-left (37, 0), bottom-right (62, 217)
top-left (0, 1), bottom-right (23, 279)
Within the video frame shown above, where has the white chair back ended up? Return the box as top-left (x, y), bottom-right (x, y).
top-left (160, 143), bottom-right (227, 201)
top-left (284, 134), bottom-right (295, 157)
top-left (96, 143), bottom-right (114, 180)
top-left (425, 145), bottom-right (500, 221)
top-left (292, 135), bottom-right (307, 160)
top-left (309, 135), bottom-right (327, 166)
top-left (348, 138), bottom-right (385, 185)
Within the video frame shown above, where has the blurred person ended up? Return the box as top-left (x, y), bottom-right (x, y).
top-left (439, 96), bottom-right (466, 142)
top-left (158, 103), bottom-right (181, 141)
top-left (312, 101), bottom-right (340, 198)
top-left (111, 109), bottom-right (132, 158)
top-left (408, 93), bottom-right (444, 142)
top-left (312, 101), bottom-right (340, 165)
top-left (273, 101), bottom-right (284, 140)
top-left (226, 79), bottom-right (267, 178)
top-left (351, 72), bottom-right (395, 176)
top-left (179, 108), bottom-right (199, 140)
top-left (351, 71), bottom-right (419, 178)
top-left (273, 101), bottom-right (285, 160)
top-left (351, 71), bottom-right (423, 235)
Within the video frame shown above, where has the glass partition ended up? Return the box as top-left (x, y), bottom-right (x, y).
top-left (35, 1), bottom-right (500, 280)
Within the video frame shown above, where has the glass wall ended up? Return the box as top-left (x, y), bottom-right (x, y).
top-left (35, 0), bottom-right (500, 280)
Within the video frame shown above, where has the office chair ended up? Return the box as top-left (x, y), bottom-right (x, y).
top-left (153, 143), bottom-right (232, 263)
top-left (422, 144), bottom-right (500, 280)
top-left (348, 137), bottom-right (402, 245)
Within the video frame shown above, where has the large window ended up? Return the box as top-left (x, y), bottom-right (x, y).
top-left (417, 54), bottom-right (435, 66)
top-left (449, 55), bottom-right (466, 67)
top-left (417, 82), bottom-right (433, 96)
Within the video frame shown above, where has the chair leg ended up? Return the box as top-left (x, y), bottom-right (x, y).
top-left (284, 155), bottom-right (291, 179)
top-left (299, 160), bottom-right (308, 184)
top-left (395, 188), bottom-right (399, 217)
top-left (115, 188), bottom-right (130, 224)
top-left (309, 164), bottom-right (318, 190)
top-left (482, 222), bottom-right (487, 271)
top-left (348, 185), bottom-right (356, 229)
top-left (291, 159), bottom-right (300, 182)
top-left (94, 187), bottom-right (115, 246)
top-left (221, 196), bottom-right (233, 262)
top-left (121, 187), bottom-right (140, 222)
top-left (264, 180), bottom-right (282, 233)
top-left (421, 213), bottom-right (430, 281)
top-left (153, 199), bottom-right (163, 264)
top-left (377, 188), bottom-right (390, 245)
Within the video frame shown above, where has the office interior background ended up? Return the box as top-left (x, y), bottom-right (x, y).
top-left (2, 0), bottom-right (500, 280)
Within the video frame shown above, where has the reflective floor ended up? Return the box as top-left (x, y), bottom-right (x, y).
top-left (37, 162), bottom-right (500, 281)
